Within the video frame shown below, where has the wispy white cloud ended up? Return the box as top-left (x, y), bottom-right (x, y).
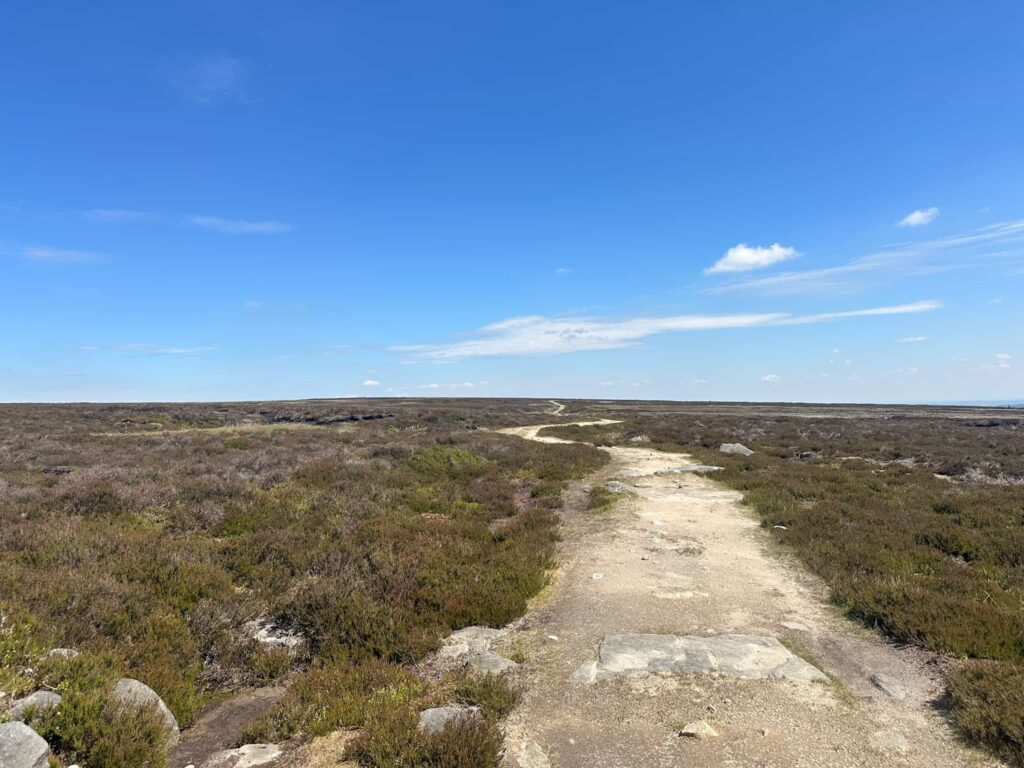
top-left (761, 374), bottom-right (780, 382)
top-left (708, 218), bottom-right (1024, 296)
top-left (119, 343), bottom-right (214, 355)
top-left (899, 207), bottom-right (939, 227)
top-left (21, 246), bottom-right (103, 263)
top-left (362, 379), bottom-right (380, 387)
top-left (394, 300), bottom-right (941, 359)
top-left (80, 343), bottom-right (214, 355)
top-left (419, 382), bottom-right (480, 390)
top-left (175, 53), bottom-right (248, 103)
top-left (995, 353), bottom-right (1011, 369)
top-left (706, 243), bottom-right (798, 274)
top-left (188, 215), bottom-right (291, 234)
top-left (896, 336), bottom-right (927, 343)
top-left (244, 299), bottom-right (264, 309)
top-left (83, 208), bottom-right (150, 222)
top-left (555, 267), bottom-right (571, 275)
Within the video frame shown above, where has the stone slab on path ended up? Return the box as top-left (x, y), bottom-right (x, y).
top-left (574, 634), bottom-right (827, 683)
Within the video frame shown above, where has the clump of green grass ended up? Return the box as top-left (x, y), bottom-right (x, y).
top-left (240, 657), bottom-right (418, 742)
top-left (453, 672), bottom-right (521, 720)
top-left (345, 700), bottom-right (503, 768)
top-left (586, 486), bottom-right (618, 511)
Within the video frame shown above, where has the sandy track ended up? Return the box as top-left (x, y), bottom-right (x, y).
top-left (496, 422), bottom-right (999, 768)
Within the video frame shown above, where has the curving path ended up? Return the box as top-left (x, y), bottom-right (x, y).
top-left (496, 422), bottom-right (999, 768)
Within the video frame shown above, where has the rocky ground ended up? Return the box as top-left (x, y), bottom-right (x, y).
top-left (494, 422), bottom-right (1001, 768)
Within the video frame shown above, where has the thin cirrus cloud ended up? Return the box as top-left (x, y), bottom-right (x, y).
top-left (896, 336), bottom-right (927, 343)
top-left (707, 218), bottom-right (1024, 296)
top-left (393, 300), bottom-right (941, 359)
top-left (174, 53), bottom-right (249, 103)
top-left (899, 207), bottom-right (939, 227)
top-left (83, 208), bottom-right (150, 222)
top-left (188, 215), bottom-right (291, 234)
top-left (705, 243), bottom-right (798, 274)
top-left (761, 374), bottom-right (780, 382)
top-left (21, 246), bottom-right (104, 263)
top-left (80, 343), bottom-right (214, 355)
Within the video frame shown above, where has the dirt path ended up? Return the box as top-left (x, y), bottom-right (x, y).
top-left (546, 400), bottom-right (566, 416)
top-left (496, 422), bottom-right (999, 768)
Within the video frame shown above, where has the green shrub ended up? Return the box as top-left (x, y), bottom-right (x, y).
top-left (948, 661), bottom-right (1024, 766)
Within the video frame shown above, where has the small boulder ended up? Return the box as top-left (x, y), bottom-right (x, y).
top-left (417, 705), bottom-right (482, 734)
top-left (8, 690), bottom-right (62, 721)
top-left (112, 678), bottom-right (180, 746)
top-left (45, 647), bottom-right (80, 660)
top-left (870, 672), bottom-right (907, 700)
top-left (869, 729), bottom-right (910, 754)
top-left (202, 743), bottom-right (283, 768)
top-left (679, 719), bottom-right (718, 739)
top-left (604, 481), bottom-right (631, 493)
top-left (465, 651), bottom-right (518, 675)
top-left (0, 721), bottom-right (50, 768)
top-left (719, 443), bottom-right (754, 456)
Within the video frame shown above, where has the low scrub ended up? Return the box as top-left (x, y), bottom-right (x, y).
top-left (0, 401), bottom-right (606, 764)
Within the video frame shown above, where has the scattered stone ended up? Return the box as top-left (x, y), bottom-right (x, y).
top-left (870, 672), bottom-right (908, 700)
top-left (628, 434), bottom-right (651, 443)
top-left (42, 465), bottom-right (72, 475)
top-left (604, 481), bottom-right (632, 493)
top-left (112, 678), bottom-right (180, 746)
top-left (546, 635), bottom-right (559, 641)
top-left (719, 443), bottom-right (754, 456)
top-left (0, 721), bottom-right (50, 768)
top-left (781, 621), bottom-right (810, 632)
top-left (448, 626), bottom-right (504, 645)
top-left (569, 661), bottom-right (598, 684)
top-left (591, 572), bottom-right (605, 580)
top-left (588, 634), bottom-right (828, 683)
top-left (659, 464), bottom-right (724, 474)
top-left (202, 743), bottom-right (283, 768)
top-left (8, 690), bottom-right (62, 721)
top-left (869, 729), bottom-right (910, 754)
top-left (45, 647), bottom-right (79, 660)
top-left (773, 525), bottom-right (788, 530)
top-left (679, 719), bottom-right (718, 739)
top-left (417, 705), bottom-right (482, 734)
top-left (640, 554), bottom-right (650, 561)
top-left (506, 737), bottom-right (552, 768)
top-left (245, 619), bottom-right (304, 651)
top-left (465, 651), bottom-right (518, 675)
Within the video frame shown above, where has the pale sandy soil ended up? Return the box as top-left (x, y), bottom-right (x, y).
top-left (495, 422), bottom-right (1002, 768)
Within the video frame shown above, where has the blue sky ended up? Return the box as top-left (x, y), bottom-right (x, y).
top-left (2, 2), bottom-right (1022, 403)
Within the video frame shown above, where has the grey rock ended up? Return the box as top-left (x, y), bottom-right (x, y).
top-left (870, 672), bottom-right (908, 700)
top-left (112, 678), bottom-right (180, 746)
top-left (506, 738), bottom-right (552, 768)
top-left (447, 626), bottom-right (504, 645)
top-left (591, 634), bottom-right (827, 683)
top-left (45, 647), bottom-right (79, 660)
top-left (0, 721), bottom-right (49, 768)
top-left (417, 705), bottom-right (482, 734)
top-left (869, 729), bottom-right (910, 754)
top-left (679, 719), bottom-right (718, 739)
top-left (604, 481), bottom-right (632, 493)
top-left (202, 743), bottom-right (283, 768)
top-left (720, 443), bottom-right (754, 456)
top-left (8, 690), bottom-right (62, 721)
top-left (659, 464), bottom-right (724, 474)
top-left (465, 651), bottom-right (518, 675)
top-left (244, 618), bottom-right (304, 651)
